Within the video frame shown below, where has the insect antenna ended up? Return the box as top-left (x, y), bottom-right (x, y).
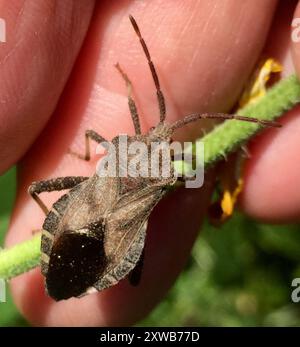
top-left (170, 113), bottom-right (281, 131)
top-left (115, 62), bottom-right (142, 135)
top-left (129, 15), bottom-right (166, 124)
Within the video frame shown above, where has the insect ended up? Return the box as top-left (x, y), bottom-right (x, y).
top-left (29, 15), bottom-right (280, 301)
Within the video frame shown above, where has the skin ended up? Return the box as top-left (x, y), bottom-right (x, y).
top-left (2, 0), bottom-right (300, 326)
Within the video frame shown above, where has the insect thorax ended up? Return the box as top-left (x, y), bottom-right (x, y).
top-left (108, 124), bottom-right (176, 185)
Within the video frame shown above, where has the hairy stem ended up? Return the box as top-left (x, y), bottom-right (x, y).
top-left (0, 233), bottom-right (40, 279)
top-left (1, 75), bottom-right (300, 280)
top-left (202, 74), bottom-right (300, 166)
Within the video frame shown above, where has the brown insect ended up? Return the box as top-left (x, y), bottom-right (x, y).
top-left (29, 15), bottom-right (280, 301)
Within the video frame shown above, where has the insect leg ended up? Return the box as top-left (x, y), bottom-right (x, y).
top-left (129, 15), bottom-right (166, 124)
top-left (69, 130), bottom-right (108, 161)
top-left (171, 113), bottom-right (281, 131)
top-left (176, 175), bottom-right (198, 184)
top-left (28, 176), bottom-right (88, 215)
top-left (171, 153), bottom-right (196, 162)
top-left (115, 63), bottom-right (141, 135)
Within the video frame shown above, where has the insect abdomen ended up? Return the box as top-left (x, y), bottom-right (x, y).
top-left (46, 222), bottom-right (106, 301)
top-left (93, 222), bottom-right (146, 291)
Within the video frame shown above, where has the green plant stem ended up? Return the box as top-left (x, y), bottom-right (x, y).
top-left (0, 233), bottom-right (40, 279)
top-left (1, 74), bottom-right (300, 281)
top-left (202, 74), bottom-right (300, 166)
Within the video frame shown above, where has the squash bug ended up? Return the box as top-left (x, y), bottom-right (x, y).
top-left (29, 15), bottom-right (280, 301)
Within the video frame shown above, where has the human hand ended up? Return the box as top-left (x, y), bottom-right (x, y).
top-left (2, 0), bottom-right (299, 326)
